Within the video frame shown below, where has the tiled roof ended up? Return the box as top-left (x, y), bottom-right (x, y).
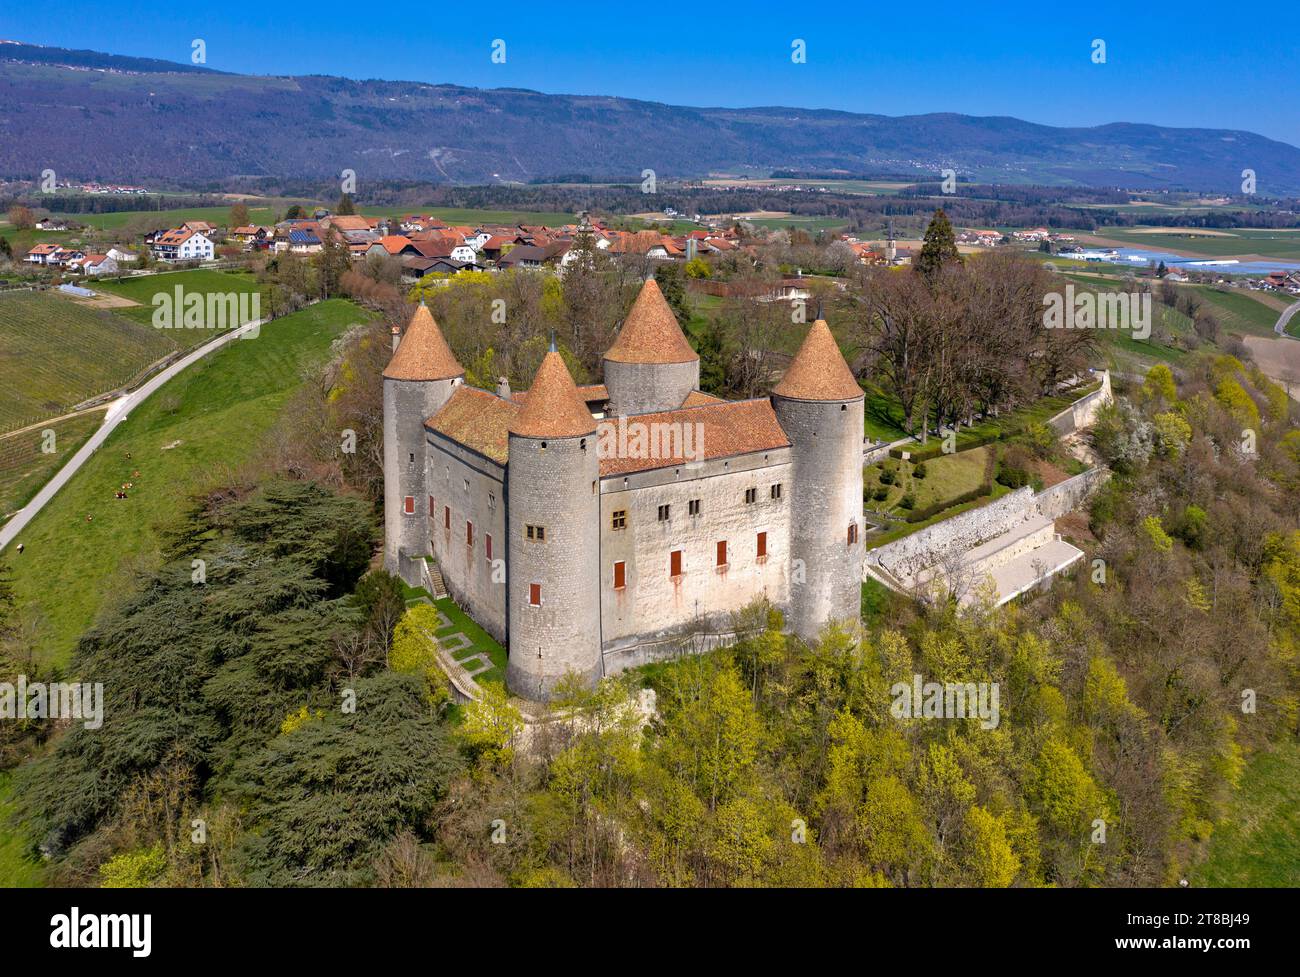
top-left (512, 383), bottom-right (608, 405)
top-left (772, 319), bottom-right (863, 402)
top-left (509, 351), bottom-right (597, 439)
top-left (597, 399), bottom-right (790, 476)
top-left (374, 235), bottom-right (414, 254)
top-left (681, 390), bottom-right (726, 407)
top-left (426, 386), bottom-right (517, 465)
top-left (382, 304), bottom-right (465, 381)
top-left (604, 279), bottom-right (697, 365)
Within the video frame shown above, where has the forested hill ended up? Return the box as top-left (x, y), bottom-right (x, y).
top-left (3, 41), bottom-right (1300, 193)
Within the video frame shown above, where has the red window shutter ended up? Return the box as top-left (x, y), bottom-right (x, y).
top-left (486, 534), bottom-right (493, 561)
top-left (428, 496), bottom-right (435, 517)
top-left (466, 521), bottom-right (474, 547)
top-left (403, 496), bottom-right (414, 515)
top-left (757, 532), bottom-right (767, 558)
top-left (529, 583), bottom-right (541, 606)
top-left (444, 506), bottom-right (450, 530)
top-left (613, 561), bottom-right (626, 589)
top-left (716, 540), bottom-right (727, 566)
top-left (670, 550), bottom-right (682, 577)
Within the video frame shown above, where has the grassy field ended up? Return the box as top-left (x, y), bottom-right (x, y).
top-left (0, 772), bottom-right (43, 887)
top-left (358, 206), bottom-right (573, 226)
top-left (7, 299), bottom-right (368, 669)
top-left (0, 411), bottom-right (103, 523)
top-left (435, 596), bottom-right (508, 687)
top-left (1185, 286), bottom-right (1285, 337)
top-left (49, 201), bottom-right (298, 231)
top-left (0, 291), bottom-right (175, 432)
top-left (1192, 741), bottom-right (1300, 887)
top-left (95, 268), bottom-right (266, 328)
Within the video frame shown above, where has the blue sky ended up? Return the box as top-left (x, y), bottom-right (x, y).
top-left (3, 2), bottom-right (1295, 147)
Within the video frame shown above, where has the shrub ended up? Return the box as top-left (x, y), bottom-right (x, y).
top-left (905, 481), bottom-right (993, 523)
top-left (913, 462), bottom-right (927, 479)
top-left (872, 487), bottom-right (889, 502)
top-left (996, 444), bottom-right (1034, 489)
top-left (898, 492), bottom-right (916, 510)
top-left (879, 468), bottom-right (895, 485)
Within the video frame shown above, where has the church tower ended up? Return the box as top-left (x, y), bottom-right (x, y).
top-left (772, 320), bottom-right (865, 640)
top-left (505, 349), bottom-right (602, 700)
top-left (382, 303), bottom-right (464, 583)
top-left (603, 278), bottom-right (699, 416)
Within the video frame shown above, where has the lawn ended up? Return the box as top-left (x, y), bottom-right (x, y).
top-left (0, 772), bottom-right (43, 887)
top-left (866, 445), bottom-right (992, 515)
top-left (0, 410), bottom-right (103, 522)
top-left (0, 290), bottom-right (176, 432)
top-left (6, 299), bottom-right (368, 669)
top-left (399, 582), bottom-right (509, 688)
top-left (1191, 741), bottom-right (1300, 887)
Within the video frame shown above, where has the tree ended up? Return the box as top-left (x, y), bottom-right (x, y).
top-left (653, 262), bottom-right (690, 323)
top-left (335, 193), bottom-right (357, 216)
top-left (7, 205), bottom-right (35, 230)
top-left (913, 208), bottom-right (960, 280)
top-left (229, 201), bottom-right (250, 229)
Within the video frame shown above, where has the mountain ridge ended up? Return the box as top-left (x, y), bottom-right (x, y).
top-left (3, 40), bottom-right (1299, 194)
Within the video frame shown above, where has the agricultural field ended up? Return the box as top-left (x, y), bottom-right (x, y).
top-left (6, 298), bottom-right (369, 668)
top-left (48, 199), bottom-right (304, 231)
top-left (0, 290), bottom-right (175, 432)
top-left (1090, 226), bottom-right (1300, 261)
top-left (1185, 285), bottom-right (1288, 337)
top-left (95, 267), bottom-right (266, 328)
top-left (358, 206), bottom-right (573, 226)
top-left (0, 411), bottom-right (103, 522)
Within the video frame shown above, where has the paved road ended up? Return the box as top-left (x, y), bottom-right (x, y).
top-left (0, 318), bottom-right (265, 552)
top-left (1273, 299), bottom-right (1300, 337)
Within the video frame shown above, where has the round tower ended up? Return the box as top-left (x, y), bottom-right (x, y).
top-left (382, 303), bottom-right (464, 582)
top-left (603, 278), bottom-right (699, 416)
top-left (506, 350), bottom-right (601, 700)
top-left (771, 319), bottom-right (865, 640)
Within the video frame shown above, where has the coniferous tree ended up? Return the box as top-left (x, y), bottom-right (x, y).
top-left (335, 193), bottom-right (357, 216)
top-left (914, 208), bottom-right (960, 280)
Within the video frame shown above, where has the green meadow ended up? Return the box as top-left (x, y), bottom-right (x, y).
top-left (6, 299), bottom-right (369, 669)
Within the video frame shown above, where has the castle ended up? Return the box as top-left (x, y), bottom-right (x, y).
top-left (383, 279), bottom-right (865, 700)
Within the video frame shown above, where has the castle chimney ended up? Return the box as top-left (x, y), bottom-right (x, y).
top-left (390, 325), bottom-right (401, 352)
top-left (496, 376), bottom-right (512, 400)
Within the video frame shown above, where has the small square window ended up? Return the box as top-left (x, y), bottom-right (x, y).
top-left (771, 483), bottom-right (783, 500)
top-left (657, 504), bottom-right (670, 522)
top-left (688, 499), bottom-right (701, 517)
top-left (612, 510), bottom-right (627, 531)
top-left (744, 488), bottom-right (757, 504)
top-left (527, 524), bottom-right (546, 542)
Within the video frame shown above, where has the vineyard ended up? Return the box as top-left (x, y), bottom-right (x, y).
top-left (0, 410), bottom-right (103, 522)
top-left (0, 291), bottom-right (175, 432)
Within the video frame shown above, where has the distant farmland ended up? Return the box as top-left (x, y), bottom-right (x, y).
top-left (0, 291), bottom-right (174, 432)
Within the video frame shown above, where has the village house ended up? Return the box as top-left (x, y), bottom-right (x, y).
top-left (150, 228), bottom-right (215, 262)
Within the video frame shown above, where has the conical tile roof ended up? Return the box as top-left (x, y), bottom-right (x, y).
top-left (509, 351), bottom-right (597, 438)
top-left (382, 303), bottom-right (464, 381)
top-left (772, 320), bottom-right (863, 401)
top-left (604, 279), bottom-right (698, 364)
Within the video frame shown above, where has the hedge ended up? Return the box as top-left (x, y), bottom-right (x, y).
top-left (905, 481), bottom-right (993, 523)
